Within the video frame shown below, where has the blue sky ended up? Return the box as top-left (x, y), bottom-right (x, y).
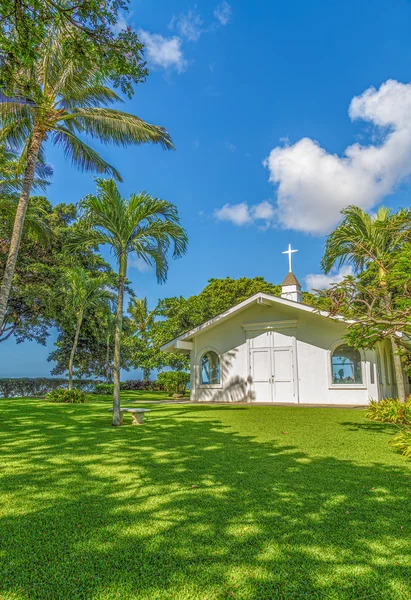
top-left (2, 0), bottom-right (411, 377)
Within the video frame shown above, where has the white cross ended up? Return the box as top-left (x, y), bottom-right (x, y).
top-left (282, 243), bottom-right (298, 272)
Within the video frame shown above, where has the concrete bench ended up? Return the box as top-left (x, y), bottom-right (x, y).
top-left (109, 407), bottom-right (151, 425)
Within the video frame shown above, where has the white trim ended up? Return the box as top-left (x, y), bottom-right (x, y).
top-left (160, 292), bottom-right (351, 353)
top-left (243, 319), bottom-right (298, 331)
top-left (328, 341), bottom-right (366, 390)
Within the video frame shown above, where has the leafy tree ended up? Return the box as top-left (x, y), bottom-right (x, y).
top-left (127, 297), bottom-right (158, 379)
top-left (0, 1), bottom-right (147, 98)
top-left (322, 205), bottom-right (411, 402)
top-left (0, 144), bottom-right (52, 195)
top-left (56, 267), bottom-right (114, 389)
top-left (0, 197), bottom-right (116, 345)
top-left (70, 179), bottom-right (187, 426)
top-left (0, 28), bottom-right (174, 337)
top-left (322, 245), bottom-right (411, 359)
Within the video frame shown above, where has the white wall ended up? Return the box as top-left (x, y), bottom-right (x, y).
top-left (191, 301), bottom-right (380, 405)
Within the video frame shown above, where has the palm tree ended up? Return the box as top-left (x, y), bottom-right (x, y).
top-left (322, 205), bottom-right (411, 402)
top-left (71, 178), bottom-right (187, 425)
top-left (103, 309), bottom-right (117, 383)
top-left (0, 31), bottom-right (174, 334)
top-left (128, 297), bottom-right (158, 380)
top-left (58, 268), bottom-right (114, 390)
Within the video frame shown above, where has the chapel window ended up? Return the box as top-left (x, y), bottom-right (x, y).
top-left (201, 351), bottom-right (221, 385)
top-left (331, 344), bottom-right (362, 385)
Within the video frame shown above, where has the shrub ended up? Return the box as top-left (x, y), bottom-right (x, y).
top-left (46, 389), bottom-right (86, 403)
top-left (119, 380), bottom-right (165, 391)
top-left (157, 371), bottom-right (190, 396)
top-left (94, 383), bottom-right (114, 395)
top-left (390, 428), bottom-right (411, 458)
top-left (0, 378), bottom-right (101, 398)
top-left (366, 397), bottom-right (411, 425)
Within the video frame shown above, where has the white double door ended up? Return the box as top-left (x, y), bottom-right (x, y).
top-left (249, 328), bottom-right (297, 403)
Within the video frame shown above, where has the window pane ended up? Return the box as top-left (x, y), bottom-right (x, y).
top-left (331, 344), bottom-right (362, 385)
top-left (201, 351), bottom-right (220, 384)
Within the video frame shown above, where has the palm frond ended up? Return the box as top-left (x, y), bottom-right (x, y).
top-left (59, 85), bottom-right (122, 110)
top-left (51, 127), bottom-right (122, 180)
top-left (67, 108), bottom-right (174, 150)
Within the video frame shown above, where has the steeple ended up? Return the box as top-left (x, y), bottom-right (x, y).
top-left (281, 244), bottom-right (302, 303)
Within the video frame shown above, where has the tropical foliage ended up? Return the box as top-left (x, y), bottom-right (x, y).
top-left (157, 371), bottom-right (190, 396)
top-left (56, 268), bottom-right (114, 389)
top-left (0, 0), bottom-right (147, 98)
top-left (321, 205), bottom-right (411, 401)
top-left (46, 388), bottom-right (86, 403)
top-left (0, 197), bottom-right (116, 345)
top-left (0, 27), bottom-right (173, 337)
top-left (70, 179), bottom-right (187, 425)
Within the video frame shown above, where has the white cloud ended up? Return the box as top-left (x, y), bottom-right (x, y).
top-left (305, 266), bottom-right (354, 291)
top-left (215, 203), bottom-right (250, 225)
top-left (169, 7), bottom-right (203, 41)
top-left (224, 139), bottom-right (236, 152)
top-left (214, 2), bottom-right (232, 26)
top-left (264, 79), bottom-right (411, 235)
top-left (252, 200), bottom-right (275, 221)
top-left (214, 200), bottom-right (275, 227)
top-left (139, 30), bottom-right (187, 73)
top-left (129, 256), bottom-right (153, 273)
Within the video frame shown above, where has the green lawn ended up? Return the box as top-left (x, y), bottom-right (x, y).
top-left (1, 394), bottom-right (411, 600)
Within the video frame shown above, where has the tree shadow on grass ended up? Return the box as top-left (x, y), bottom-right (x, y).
top-left (0, 400), bottom-right (411, 600)
top-left (340, 420), bottom-right (401, 433)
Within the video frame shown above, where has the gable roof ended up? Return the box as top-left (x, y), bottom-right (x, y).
top-left (161, 292), bottom-right (350, 353)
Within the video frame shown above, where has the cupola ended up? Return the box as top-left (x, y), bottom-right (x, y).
top-left (281, 244), bottom-right (302, 303)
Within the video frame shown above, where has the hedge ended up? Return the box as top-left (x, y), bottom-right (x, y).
top-left (0, 378), bottom-right (101, 398)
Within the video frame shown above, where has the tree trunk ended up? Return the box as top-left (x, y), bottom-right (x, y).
top-left (0, 129), bottom-right (44, 331)
top-left (390, 336), bottom-right (406, 403)
top-left (143, 368), bottom-right (150, 381)
top-left (106, 335), bottom-right (111, 383)
top-left (112, 253), bottom-right (126, 426)
top-left (68, 313), bottom-right (83, 391)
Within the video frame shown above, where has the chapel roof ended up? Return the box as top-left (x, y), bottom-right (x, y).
top-left (282, 272), bottom-right (301, 287)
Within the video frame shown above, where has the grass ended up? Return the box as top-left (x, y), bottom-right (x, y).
top-left (1, 393), bottom-right (411, 600)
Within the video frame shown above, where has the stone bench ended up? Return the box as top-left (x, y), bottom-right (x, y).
top-left (109, 407), bottom-right (151, 425)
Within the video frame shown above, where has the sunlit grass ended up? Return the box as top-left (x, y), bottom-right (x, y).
top-left (0, 393), bottom-right (410, 599)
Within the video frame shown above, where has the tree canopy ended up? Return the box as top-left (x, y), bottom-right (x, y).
top-left (0, 0), bottom-right (147, 97)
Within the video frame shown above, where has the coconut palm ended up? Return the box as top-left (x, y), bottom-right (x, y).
top-left (71, 178), bottom-right (187, 425)
top-left (58, 267), bottom-right (114, 390)
top-left (322, 205), bottom-right (411, 401)
top-left (0, 31), bottom-right (174, 334)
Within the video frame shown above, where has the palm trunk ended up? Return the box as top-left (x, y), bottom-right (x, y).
top-left (0, 128), bottom-right (44, 331)
top-left (68, 313), bottom-right (83, 391)
top-left (381, 281), bottom-right (406, 403)
top-left (390, 336), bottom-right (406, 403)
top-left (106, 335), bottom-right (111, 383)
top-left (112, 253), bottom-right (126, 426)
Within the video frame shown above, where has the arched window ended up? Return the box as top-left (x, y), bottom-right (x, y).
top-left (201, 351), bottom-right (221, 385)
top-left (331, 344), bottom-right (362, 385)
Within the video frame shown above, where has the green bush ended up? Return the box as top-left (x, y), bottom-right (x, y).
top-left (0, 378), bottom-right (101, 398)
top-left (46, 389), bottom-right (86, 403)
top-left (390, 428), bottom-right (411, 458)
top-left (366, 397), bottom-right (411, 425)
top-left (157, 371), bottom-right (190, 396)
top-left (94, 383), bottom-right (114, 395)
